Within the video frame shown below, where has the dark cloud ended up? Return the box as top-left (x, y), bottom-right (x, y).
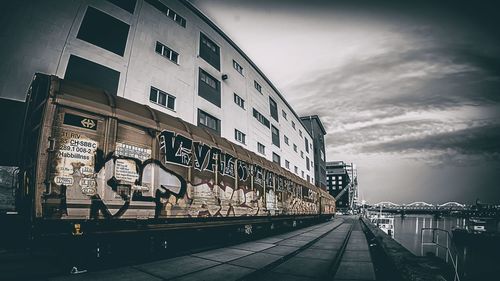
top-left (291, 44), bottom-right (500, 116)
top-left (288, 39), bottom-right (500, 168)
top-left (191, 0), bottom-right (500, 202)
top-left (360, 123), bottom-right (500, 163)
top-left (327, 120), bottom-right (444, 148)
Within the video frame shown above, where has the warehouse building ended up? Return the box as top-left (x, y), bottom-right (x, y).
top-left (0, 0), bottom-right (327, 184)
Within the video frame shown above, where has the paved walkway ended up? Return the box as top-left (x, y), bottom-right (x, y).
top-left (334, 219), bottom-right (376, 281)
top-left (50, 217), bottom-right (376, 281)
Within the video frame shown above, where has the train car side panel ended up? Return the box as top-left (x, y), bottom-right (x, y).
top-left (30, 75), bottom-right (335, 223)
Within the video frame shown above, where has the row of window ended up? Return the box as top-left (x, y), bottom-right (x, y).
top-left (77, 2), bottom-right (301, 129)
top-left (233, 60), bottom-right (243, 75)
top-left (234, 93), bottom-right (245, 109)
top-left (271, 152), bottom-right (307, 180)
top-left (155, 41), bottom-right (179, 64)
top-left (282, 133), bottom-right (308, 159)
top-left (145, 0), bottom-right (186, 27)
top-left (197, 112), bottom-right (308, 180)
top-left (198, 109), bottom-right (220, 134)
top-left (149, 87), bottom-right (175, 110)
top-left (148, 85), bottom-right (312, 173)
top-left (73, 3), bottom-right (314, 181)
top-left (253, 109), bottom-right (270, 128)
top-left (235, 129), bottom-right (246, 144)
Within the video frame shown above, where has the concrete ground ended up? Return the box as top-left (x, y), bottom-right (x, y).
top-left (49, 216), bottom-right (376, 281)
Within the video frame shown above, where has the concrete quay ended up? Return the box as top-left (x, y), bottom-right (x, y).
top-left (361, 217), bottom-right (456, 281)
top-left (49, 217), bottom-right (376, 281)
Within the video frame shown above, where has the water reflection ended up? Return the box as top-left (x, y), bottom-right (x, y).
top-left (392, 215), bottom-right (499, 280)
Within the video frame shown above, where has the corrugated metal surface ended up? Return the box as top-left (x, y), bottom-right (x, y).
top-left (29, 75), bottom-right (334, 220)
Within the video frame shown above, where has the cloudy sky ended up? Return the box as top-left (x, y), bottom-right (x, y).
top-left (190, 0), bottom-right (500, 204)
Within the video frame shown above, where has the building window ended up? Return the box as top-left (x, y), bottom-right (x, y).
top-left (145, 0), bottom-right (186, 27)
top-left (284, 135), bottom-right (289, 145)
top-left (253, 109), bottom-right (270, 128)
top-left (299, 130), bottom-right (302, 137)
top-left (200, 33), bottom-right (220, 70)
top-left (107, 0), bottom-right (136, 13)
top-left (294, 166), bottom-right (298, 174)
top-left (306, 156), bottom-right (310, 171)
top-left (269, 97), bottom-right (278, 121)
top-left (257, 142), bottom-right (265, 155)
top-left (198, 68), bottom-right (220, 107)
top-left (198, 109), bottom-right (220, 135)
top-left (200, 69), bottom-right (218, 89)
top-left (155, 41), bottom-right (179, 64)
top-left (282, 110), bottom-right (287, 120)
top-left (285, 160), bottom-right (290, 169)
top-left (301, 171), bottom-right (305, 178)
top-left (235, 129), bottom-right (246, 144)
top-left (233, 60), bottom-right (243, 75)
top-left (254, 81), bottom-right (262, 93)
top-left (234, 93), bottom-right (245, 109)
top-left (292, 121), bottom-right (296, 129)
top-left (149, 87), bottom-right (175, 110)
top-left (77, 7), bottom-right (130, 56)
top-left (301, 151), bottom-right (304, 158)
top-left (272, 152), bottom-right (281, 165)
top-left (305, 138), bottom-right (309, 153)
top-left (293, 144), bottom-right (297, 152)
top-left (320, 150), bottom-right (325, 161)
top-left (65, 55), bottom-right (120, 95)
top-left (271, 125), bottom-right (280, 147)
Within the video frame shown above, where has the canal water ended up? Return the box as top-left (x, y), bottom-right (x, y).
top-left (392, 215), bottom-right (499, 280)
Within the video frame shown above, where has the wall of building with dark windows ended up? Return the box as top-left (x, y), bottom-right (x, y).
top-left (0, 0), bottom-right (317, 183)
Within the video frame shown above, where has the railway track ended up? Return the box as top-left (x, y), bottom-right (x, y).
top-left (238, 218), bottom-right (356, 280)
top-left (238, 220), bottom-right (350, 280)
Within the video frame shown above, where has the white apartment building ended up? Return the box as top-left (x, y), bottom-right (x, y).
top-left (0, 0), bottom-right (316, 183)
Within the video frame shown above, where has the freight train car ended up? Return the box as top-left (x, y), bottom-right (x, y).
top-left (9, 73), bottom-right (334, 249)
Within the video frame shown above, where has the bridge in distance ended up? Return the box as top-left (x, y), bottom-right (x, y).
top-left (366, 201), bottom-right (500, 217)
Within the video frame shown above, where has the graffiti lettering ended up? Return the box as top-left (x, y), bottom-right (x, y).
top-left (206, 147), bottom-right (220, 172)
top-left (265, 170), bottom-right (274, 188)
top-left (159, 130), bottom-right (192, 167)
top-left (253, 165), bottom-right (264, 187)
top-left (48, 128), bottom-right (331, 220)
top-left (237, 161), bottom-right (249, 181)
top-left (219, 153), bottom-right (235, 178)
top-left (276, 176), bottom-right (284, 192)
top-left (193, 142), bottom-right (211, 171)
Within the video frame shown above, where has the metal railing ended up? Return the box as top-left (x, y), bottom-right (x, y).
top-left (421, 227), bottom-right (461, 281)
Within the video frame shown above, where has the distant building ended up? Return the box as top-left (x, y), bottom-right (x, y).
top-left (344, 163), bottom-right (358, 208)
top-left (300, 115), bottom-right (327, 190)
top-left (326, 161), bottom-right (352, 209)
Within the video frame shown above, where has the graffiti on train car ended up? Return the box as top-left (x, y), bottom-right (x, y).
top-left (44, 129), bottom-right (322, 219)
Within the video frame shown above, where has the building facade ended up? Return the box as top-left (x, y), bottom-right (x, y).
top-left (344, 163), bottom-right (358, 208)
top-left (0, 0), bottom-right (316, 183)
top-left (299, 115), bottom-right (327, 189)
top-left (326, 161), bottom-right (351, 209)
